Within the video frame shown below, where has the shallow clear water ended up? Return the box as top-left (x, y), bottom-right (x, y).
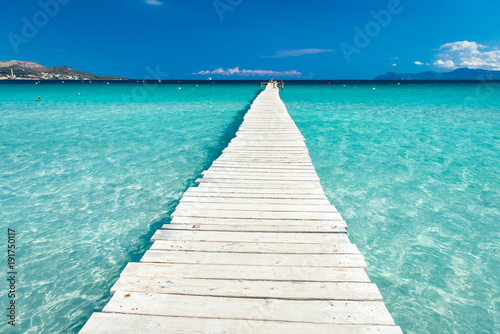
top-left (1, 82), bottom-right (499, 333)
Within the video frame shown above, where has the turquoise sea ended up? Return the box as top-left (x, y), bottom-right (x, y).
top-left (0, 82), bottom-right (499, 333)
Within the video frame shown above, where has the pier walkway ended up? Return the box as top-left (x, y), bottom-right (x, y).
top-left (80, 85), bottom-right (402, 333)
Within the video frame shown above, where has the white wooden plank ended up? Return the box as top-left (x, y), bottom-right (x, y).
top-left (140, 250), bottom-right (367, 268)
top-left (162, 223), bottom-right (346, 233)
top-left (210, 162), bottom-right (316, 169)
top-left (221, 147), bottom-right (307, 151)
top-left (164, 223), bottom-right (345, 233)
top-left (174, 202), bottom-right (337, 213)
top-left (196, 183), bottom-right (325, 191)
top-left (197, 176), bottom-right (321, 183)
top-left (195, 186), bottom-right (327, 196)
top-left (150, 240), bottom-right (359, 255)
top-left (223, 149), bottom-right (311, 154)
top-left (180, 195), bottom-right (331, 205)
top-left (106, 292), bottom-right (396, 325)
top-left (203, 168), bottom-right (318, 175)
top-left (195, 184), bottom-right (324, 191)
top-left (121, 262), bottom-right (367, 281)
top-left (81, 313), bottom-right (403, 334)
top-left (198, 177), bottom-right (322, 185)
top-left (214, 159), bottom-right (313, 165)
top-left (171, 208), bottom-right (343, 221)
top-left (182, 190), bottom-right (329, 200)
top-left (234, 135), bottom-right (304, 140)
top-left (151, 230), bottom-right (351, 244)
top-left (219, 152), bottom-right (313, 158)
top-left (110, 276), bottom-right (383, 300)
top-left (227, 142), bottom-right (307, 147)
top-left (170, 216), bottom-right (347, 228)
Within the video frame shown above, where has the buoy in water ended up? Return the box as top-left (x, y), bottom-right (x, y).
top-left (178, 87), bottom-right (181, 90)
top-left (398, 83), bottom-right (400, 85)
top-left (107, 82), bottom-right (109, 85)
top-left (328, 82), bottom-right (331, 85)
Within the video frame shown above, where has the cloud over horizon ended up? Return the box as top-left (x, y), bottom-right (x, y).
top-left (265, 49), bottom-right (334, 58)
top-left (193, 67), bottom-right (302, 77)
top-left (433, 41), bottom-right (500, 71)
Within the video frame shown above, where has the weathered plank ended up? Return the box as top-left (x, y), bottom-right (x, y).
top-left (110, 276), bottom-right (383, 300)
top-left (120, 262), bottom-right (368, 281)
top-left (196, 182), bottom-right (325, 191)
top-left (195, 178), bottom-right (324, 185)
top-left (182, 189), bottom-right (330, 200)
top-left (105, 292), bottom-right (396, 325)
top-left (210, 162), bottom-right (316, 170)
top-left (80, 313), bottom-right (403, 334)
top-left (151, 230), bottom-right (350, 244)
top-left (163, 223), bottom-right (345, 233)
top-left (179, 195), bottom-right (332, 205)
top-left (201, 172), bottom-right (321, 181)
top-left (140, 250), bottom-right (367, 268)
top-left (169, 216), bottom-right (346, 227)
top-left (171, 208), bottom-right (343, 221)
top-left (173, 202), bottom-right (338, 213)
top-left (150, 240), bottom-right (358, 254)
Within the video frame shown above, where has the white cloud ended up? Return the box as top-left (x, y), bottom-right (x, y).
top-left (391, 57), bottom-right (399, 60)
top-left (266, 49), bottom-right (334, 58)
top-left (433, 41), bottom-right (500, 70)
top-left (146, 0), bottom-right (162, 5)
top-left (193, 67), bottom-right (302, 77)
top-left (392, 63), bottom-right (397, 66)
top-left (434, 59), bottom-right (456, 69)
top-left (414, 61), bottom-right (424, 65)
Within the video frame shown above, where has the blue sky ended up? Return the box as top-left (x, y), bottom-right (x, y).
top-left (2, 0), bottom-right (500, 79)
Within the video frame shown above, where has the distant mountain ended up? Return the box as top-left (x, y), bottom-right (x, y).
top-left (0, 60), bottom-right (128, 80)
top-left (374, 68), bottom-right (500, 80)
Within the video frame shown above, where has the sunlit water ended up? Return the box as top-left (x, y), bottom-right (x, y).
top-left (0, 82), bottom-right (498, 333)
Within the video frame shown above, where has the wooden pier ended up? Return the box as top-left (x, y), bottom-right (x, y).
top-left (80, 84), bottom-right (402, 333)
